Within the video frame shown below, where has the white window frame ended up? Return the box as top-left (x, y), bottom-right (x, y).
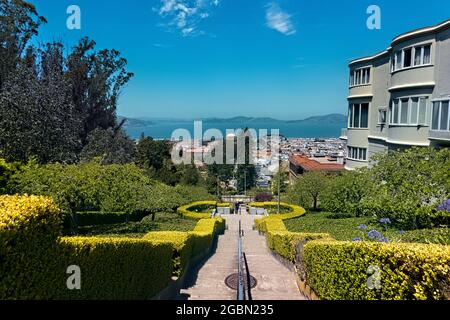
top-left (347, 146), bottom-right (368, 161)
top-left (348, 103), bottom-right (369, 129)
top-left (349, 67), bottom-right (371, 87)
top-left (431, 100), bottom-right (450, 132)
top-left (392, 43), bottom-right (432, 72)
top-left (389, 97), bottom-right (428, 126)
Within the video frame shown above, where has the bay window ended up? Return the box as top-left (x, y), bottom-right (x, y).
top-left (350, 67), bottom-right (371, 86)
top-left (347, 146), bottom-right (368, 161)
top-left (392, 43), bottom-right (432, 72)
top-left (349, 103), bottom-right (369, 128)
top-left (432, 100), bottom-right (450, 131)
top-left (390, 97), bottom-right (428, 125)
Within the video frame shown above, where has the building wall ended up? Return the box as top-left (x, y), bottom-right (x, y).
top-left (344, 21), bottom-right (450, 169)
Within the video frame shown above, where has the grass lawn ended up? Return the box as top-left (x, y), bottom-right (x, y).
top-left (75, 212), bottom-right (198, 238)
top-left (285, 211), bottom-right (450, 245)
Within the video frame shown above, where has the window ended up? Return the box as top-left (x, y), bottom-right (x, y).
top-left (378, 108), bottom-right (387, 125)
top-left (432, 100), bottom-right (450, 131)
top-left (392, 44), bottom-right (432, 71)
top-left (390, 97), bottom-right (428, 125)
top-left (348, 103), bottom-right (369, 128)
top-left (403, 48), bottom-right (412, 68)
top-left (347, 146), bottom-right (368, 161)
top-left (350, 67), bottom-right (371, 86)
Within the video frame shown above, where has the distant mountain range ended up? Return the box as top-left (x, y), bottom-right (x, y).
top-left (119, 113), bottom-right (347, 128)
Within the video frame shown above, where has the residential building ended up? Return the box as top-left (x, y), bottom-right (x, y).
top-left (340, 19), bottom-right (450, 170)
top-left (289, 155), bottom-right (344, 181)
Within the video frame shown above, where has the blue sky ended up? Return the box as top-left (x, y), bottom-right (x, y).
top-left (33, 0), bottom-right (450, 120)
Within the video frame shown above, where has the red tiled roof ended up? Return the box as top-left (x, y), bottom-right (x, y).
top-left (289, 155), bottom-right (344, 172)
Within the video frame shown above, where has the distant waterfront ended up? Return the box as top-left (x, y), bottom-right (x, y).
top-left (124, 119), bottom-right (346, 140)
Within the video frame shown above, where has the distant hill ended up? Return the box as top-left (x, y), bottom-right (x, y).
top-left (119, 114), bottom-right (346, 126)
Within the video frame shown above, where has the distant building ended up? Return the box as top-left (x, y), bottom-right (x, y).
top-left (341, 18), bottom-right (450, 170)
top-left (289, 155), bottom-right (344, 181)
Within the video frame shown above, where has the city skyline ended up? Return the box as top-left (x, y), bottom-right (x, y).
top-left (33, 0), bottom-right (450, 120)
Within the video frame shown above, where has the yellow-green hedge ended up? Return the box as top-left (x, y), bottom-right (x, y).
top-left (250, 202), bottom-right (306, 220)
top-left (144, 218), bottom-right (226, 278)
top-left (0, 195), bottom-right (174, 299)
top-left (0, 195), bottom-right (63, 299)
top-left (177, 201), bottom-right (230, 219)
top-left (143, 231), bottom-right (193, 277)
top-left (189, 218), bottom-right (225, 257)
top-left (58, 237), bottom-right (173, 299)
top-left (302, 240), bottom-right (450, 300)
top-left (255, 214), bottom-right (330, 262)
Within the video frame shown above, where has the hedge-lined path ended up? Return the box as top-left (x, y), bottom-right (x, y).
top-left (181, 211), bottom-right (306, 300)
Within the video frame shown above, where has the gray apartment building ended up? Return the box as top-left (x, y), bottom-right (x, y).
top-left (340, 18), bottom-right (450, 170)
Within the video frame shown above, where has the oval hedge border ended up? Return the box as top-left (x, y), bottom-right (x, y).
top-left (177, 201), bottom-right (231, 220)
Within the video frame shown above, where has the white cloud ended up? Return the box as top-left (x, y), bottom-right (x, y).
top-left (156, 0), bottom-right (220, 37)
top-left (265, 2), bottom-right (296, 36)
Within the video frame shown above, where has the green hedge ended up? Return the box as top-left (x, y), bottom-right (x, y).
top-left (302, 240), bottom-right (450, 300)
top-left (0, 195), bottom-right (174, 300)
top-left (143, 232), bottom-right (193, 277)
top-left (254, 210), bottom-right (330, 262)
top-left (67, 211), bottom-right (151, 227)
top-left (144, 218), bottom-right (225, 277)
top-left (58, 237), bottom-right (173, 299)
top-left (177, 201), bottom-right (230, 220)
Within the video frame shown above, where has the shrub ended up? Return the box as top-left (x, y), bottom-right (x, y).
top-left (0, 195), bottom-right (175, 299)
top-left (255, 193), bottom-right (273, 202)
top-left (177, 201), bottom-right (230, 220)
top-left (189, 218), bottom-right (225, 257)
top-left (143, 232), bottom-right (193, 277)
top-left (249, 202), bottom-right (305, 220)
top-left (302, 240), bottom-right (450, 300)
top-left (0, 195), bottom-right (63, 299)
top-left (58, 237), bottom-right (173, 299)
top-left (254, 206), bottom-right (329, 262)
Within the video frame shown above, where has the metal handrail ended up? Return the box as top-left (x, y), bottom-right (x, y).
top-left (237, 220), bottom-right (245, 300)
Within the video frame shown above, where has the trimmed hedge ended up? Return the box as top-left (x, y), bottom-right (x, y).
top-left (255, 213), bottom-right (330, 262)
top-left (302, 240), bottom-right (450, 300)
top-left (250, 202), bottom-right (306, 220)
top-left (58, 237), bottom-right (173, 299)
top-left (69, 211), bottom-right (149, 227)
top-left (0, 195), bottom-right (63, 299)
top-left (143, 232), bottom-right (193, 277)
top-left (144, 218), bottom-right (226, 277)
top-left (0, 195), bottom-right (174, 299)
top-left (177, 201), bottom-right (230, 220)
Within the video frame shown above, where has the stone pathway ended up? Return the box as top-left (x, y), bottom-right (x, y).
top-left (181, 209), bottom-right (306, 300)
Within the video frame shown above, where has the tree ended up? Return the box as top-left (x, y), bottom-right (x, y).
top-left (135, 135), bottom-right (172, 172)
top-left (0, 43), bottom-right (81, 163)
top-left (288, 171), bottom-right (328, 211)
top-left (180, 164), bottom-right (201, 186)
top-left (66, 37), bottom-right (134, 146)
top-left (271, 167), bottom-right (288, 195)
top-left (0, 0), bottom-right (46, 89)
top-left (80, 125), bottom-right (135, 165)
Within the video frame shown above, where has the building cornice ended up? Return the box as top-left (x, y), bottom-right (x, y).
top-left (368, 135), bottom-right (430, 147)
top-left (349, 18), bottom-right (450, 67)
top-left (347, 94), bottom-right (374, 100)
top-left (388, 82), bottom-right (435, 92)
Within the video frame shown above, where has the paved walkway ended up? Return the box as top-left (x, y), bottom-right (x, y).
top-left (181, 209), bottom-right (306, 300)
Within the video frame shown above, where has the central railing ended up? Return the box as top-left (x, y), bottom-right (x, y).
top-left (237, 220), bottom-right (253, 300)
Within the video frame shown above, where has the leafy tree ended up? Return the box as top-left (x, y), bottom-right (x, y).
top-left (321, 169), bottom-right (374, 216)
top-left (287, 171), bottom-right (328, 211)
top-left (0, 0), bottom-right (46, 89)
top-left (80, 125), bottom-right (135, 165)
top-left (135, 135), bottom-right (172, 172)
top-left (180, 164), bottom-right (201, 186)
top-left (66, 37), bottom-right (134, 145)
top-left (0, 43), bottom-right (81, 163)
top-left (271, 167), bottom-right (288, 195)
